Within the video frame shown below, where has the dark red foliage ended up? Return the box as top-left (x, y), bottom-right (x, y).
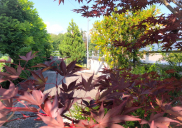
top-left (0, 51), bottom-right (182, 127)
top-left (0, 0), bottom-right (182, 127)
top-left (58, 0), bottom-right (182, 52)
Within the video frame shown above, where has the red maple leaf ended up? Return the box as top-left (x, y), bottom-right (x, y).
top-left (19, 51), bottom-right (38, 62)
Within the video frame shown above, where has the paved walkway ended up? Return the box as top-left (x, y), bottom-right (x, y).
top-left (43, 70), bottom-right (99, 98)
top-left (2, 70), bottom-right (99, 128)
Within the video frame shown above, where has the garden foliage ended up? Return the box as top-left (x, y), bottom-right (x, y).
top-left (50, 33), bottom-right (65, 52)
top-left (0, 0), bottom-right (182, 127)
top-left (90, 5), bottom-right (160, 68)
top-left (0, 0), bottom-right (52, 67)
top-left (0, 0), bottom-right (53, 88)
top-left (159, 52), bottom-right (182, 71)
top-left (71, 0), bottom-right (182, 52)
top-left (0, 51), bottom-right (182, 128)
top-left (59, 19), bottom-right (86, 64)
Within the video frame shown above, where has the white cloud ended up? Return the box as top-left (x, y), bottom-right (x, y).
top-left (45, 22), bottom-right (66, 35)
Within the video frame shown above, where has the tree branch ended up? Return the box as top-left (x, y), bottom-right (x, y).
top-left (170, 0), bottom-right (182, 9)
top-left (159, 0), bottom-right (178, 14)
top-left (62, 114), bottom-right (79, 124)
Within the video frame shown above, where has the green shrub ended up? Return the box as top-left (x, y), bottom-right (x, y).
top-left (65, 103), bottom-right (90, 120)
top-left (51, 51), bottom-right (60, 57)
top-left (0, 55), bottom-right (13, 72)
top-left (121, 108), bottom-right (151, 128)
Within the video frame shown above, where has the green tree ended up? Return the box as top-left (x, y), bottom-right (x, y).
top-left (50, 33), bottom-right (65, 52)
top-left (80, 30), bottom-right (98, 57)
top-left (89, 40), bottom-right (97, 56)
top-left (59, 19), bottom-right (86, 64)
top-left (80, 29), bottom-right (87, 49)
top-left (90, 5), bottom-right (160, 69)
top-left (158, 52), bottom-right (182, 75)
top-left (0, 0), bottom-right (52, 67)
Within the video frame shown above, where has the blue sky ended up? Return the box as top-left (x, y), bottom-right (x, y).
top-left (30, 0), bottom-right (177, 35)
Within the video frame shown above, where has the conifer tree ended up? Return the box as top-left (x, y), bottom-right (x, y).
top-left (59, 19), bottom-right (86, 64)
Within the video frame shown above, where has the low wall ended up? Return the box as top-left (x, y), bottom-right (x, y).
top-left (87, 53), bottom-right (182, 76)
top-left (88, 57), bottom-right (109, 76)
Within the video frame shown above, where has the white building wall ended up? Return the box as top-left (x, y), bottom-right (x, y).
top-left (88, 58), bottom-right (109, 75)
top-left (88, 52), bottom-right (182, 76)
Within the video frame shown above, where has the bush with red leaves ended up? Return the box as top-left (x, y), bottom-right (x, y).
top-left (0, 51), bottom-right (182, 128)
top-left (0, 0), bottom-right (182, 127)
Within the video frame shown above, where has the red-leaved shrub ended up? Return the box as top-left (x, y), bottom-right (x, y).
top-left (0, 51), bottom-right (182, 128)
top-left (0, 0), bottom-right (182, 127)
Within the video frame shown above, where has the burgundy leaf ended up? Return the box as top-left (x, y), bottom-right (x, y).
top-left (58, 0), bottom-right (64, 5)
top-left (4, 65), bottom-right (16, 75)
top-left (0, 101), bottom-right (11, 127)
top-left (67, 79), bottom-right (77, 91)
top-left (19, 51), bottom-right (38, 62)
top-left (108, 124), bottom-right (125, 128)
top-left (82, 75), bottom-right (87, 88)
top-left (66, 60), bottom-right (76, 74)
top-left (42, 66), bottom-right (54, 72)
top-left (75, 119), bottom-right (96, 128)
top-left (149, 112), bottom-right (165, 122)
top-left (102, 100), bottom-right (127, 121)
top-left (108, 115), bottom-right (141, 124)
top-left (2, 99), bottom-right (13, 108)
top-left (82, 100), bottom-right (89, 107)
top-left (95, 91), bottom-right (100, 101)
top-left (81, 75), bottom-right (95, 92)
top-left (38, 114), bottom-right (64, 128)
top-left (17, 64), bottom-right (22, 76)
top-left (154, 117), bottom-right (179, 124)
top-left (88, 73), bottom-right (94, 86)
top-left (17, 90), bottom-right (45, 106)
top-left (1, 65), bottom-right (22, 80)
top-left (98, 102), bottom-right (105, 116)
top-left (122, 107), bottom-right (142, 115)
top-left (44, 95), bottom-right (63, 118)
top-left (31, 71), bottom-right (48, 88)
top-left (140, 119), bottom-right (149, 124)
top-left (62, 82), bottom-right (68, 92)
top-left (92, 100), bottom-right (129, 127)
top-left (60, 60), bottom-right (66, 75)
top-left (19, 79), bottom-right (35, 91)
top-left (150, 120), bottom-right (155, 128)
top-left (11, 107), bottom-right (38, 113)
top-left (100, 92), bottom-right (123, 102)
top-left (31, 63), bottom-right (47, 68)
top-left (0, 72), bottom-right (19, 79)
top-left (0, 81), bottom-right (18, 100)
top-left (0, 76), bottom-right (9, 83)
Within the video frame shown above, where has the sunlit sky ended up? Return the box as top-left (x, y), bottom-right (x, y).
top-left (30, 0), bottom-right (177, 35)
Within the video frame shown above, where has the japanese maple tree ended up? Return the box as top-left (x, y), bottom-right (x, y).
top-left (0, 51), bottom-right (181, 128)
top-left (0, 0), bottom-right (182, 128)
top-left (58, 0), bottom-right (182, 52)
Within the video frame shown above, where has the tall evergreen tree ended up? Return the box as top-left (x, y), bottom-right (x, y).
top-left (59, 19), bottom-right (86, 64)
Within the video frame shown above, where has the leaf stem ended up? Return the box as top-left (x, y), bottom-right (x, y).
top-left (62, 114), bottom-right (79, 124)
top-left (5, 115), bottom-right (37, 123)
